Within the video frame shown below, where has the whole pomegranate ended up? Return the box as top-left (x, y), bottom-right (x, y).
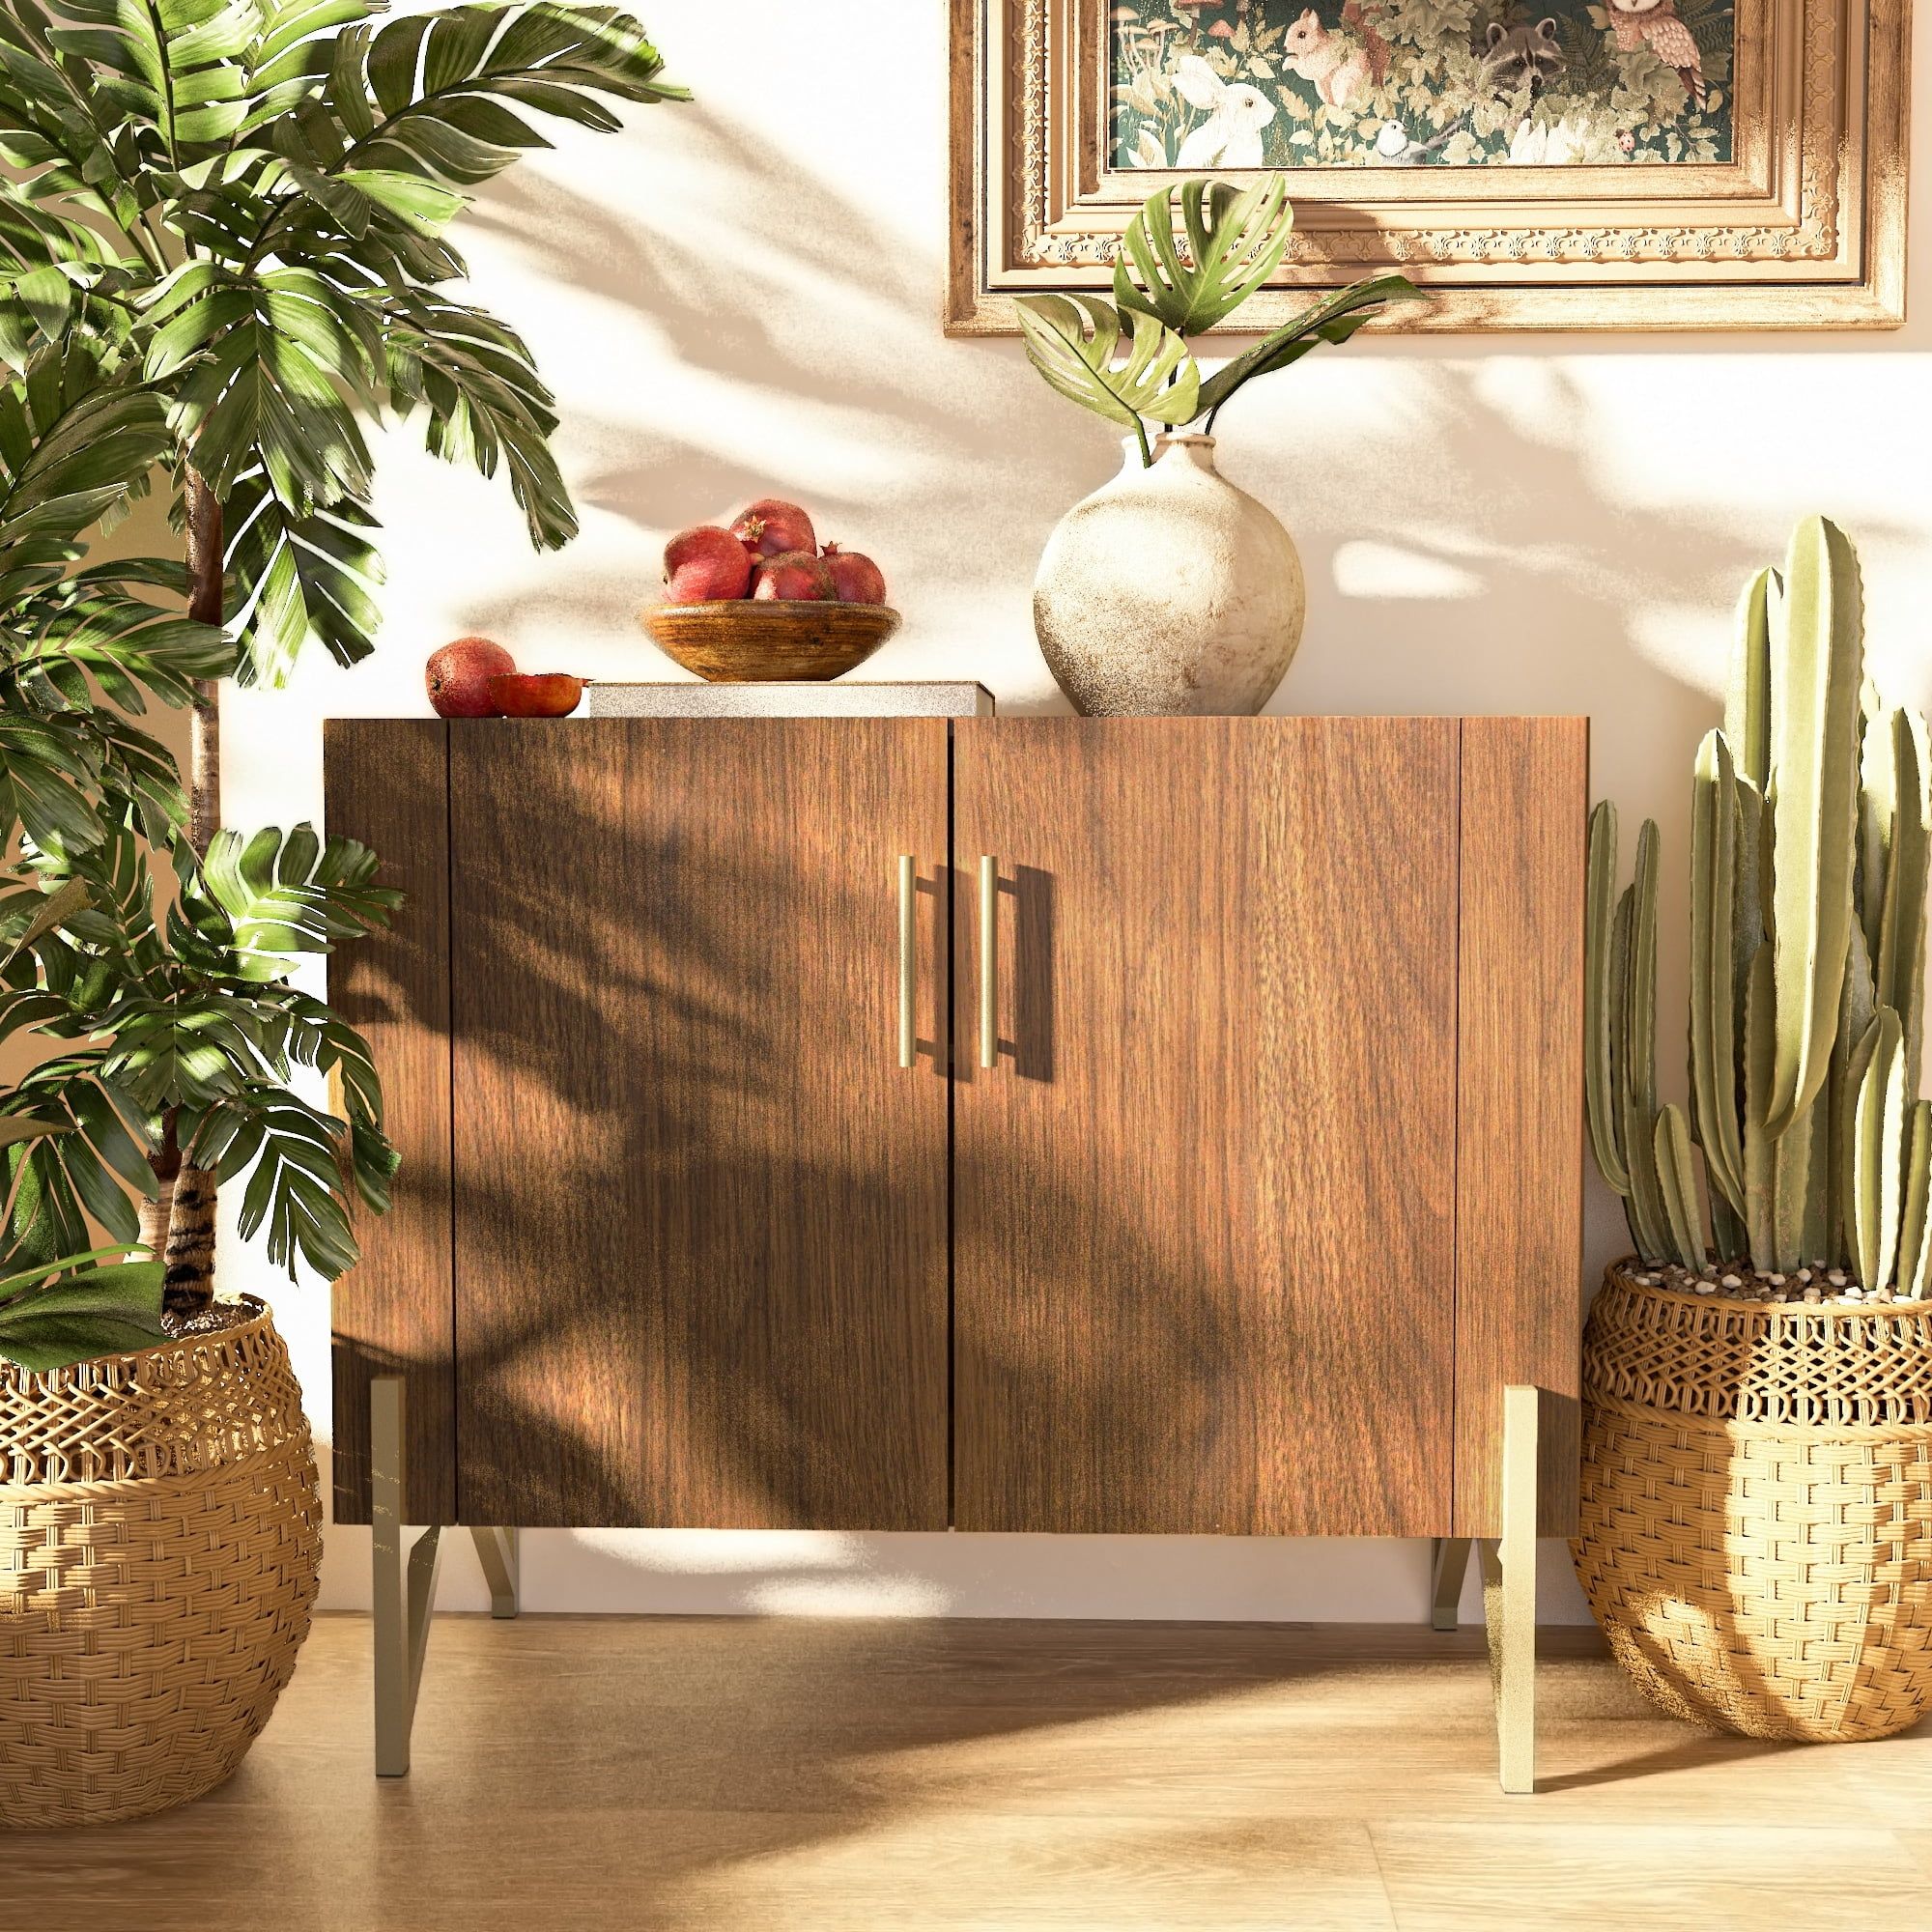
top-left (821, 543), bottom-right (887, 606)
top-left (664, 525), bottom-right (751, 603)
top-left (426, 636), bottom-right (516, 717)
top-left (733, 498), bottom-right (816, 558)
top-left (752, 551), bottom-right (835, 601)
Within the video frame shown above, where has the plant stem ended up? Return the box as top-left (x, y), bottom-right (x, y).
top-left (1132, 415), bottom-right (1152, 468)
top-left (171, 469), bottom-right (224, 1317)
top-left (162, 1158), bottom-right (216, 1319)
top-left (184, 467), bottom-right (222, 852)
top-left (140, 1109), bottom-right (181, 1259)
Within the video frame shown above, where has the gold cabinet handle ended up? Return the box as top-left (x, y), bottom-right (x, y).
top-left (898, 855), bottom-right (918, 1069)
top-left (979, 855), bottom-right (998, 1069)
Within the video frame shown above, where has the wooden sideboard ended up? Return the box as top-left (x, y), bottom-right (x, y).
top-left (324, 714), bottom-right (1586, 1549)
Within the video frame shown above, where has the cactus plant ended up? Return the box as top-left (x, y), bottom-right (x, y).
top-left (1764, 519), bottom-right (1863, 1139)
top-left (1725, 567), bottom-right (1775, 792)
top-left (1690, 730), bottom-right (1746, 1215)
top-left (1844, 1009), bottom-right (1908, 1292)
top-left (1585, 517), bottom-right (1932, 1294)
top-left (1585, 807), bottom-right (1677, 1260)
top-left (1654, 1106), bottom-right (1709, 1272)
top-left (1867, 707), bottom-right (1931, 1090)
top-left (1901, 1101), bottom-right (1932, 1295)
top-left (1584, 801), bottom-right (1628, 1196)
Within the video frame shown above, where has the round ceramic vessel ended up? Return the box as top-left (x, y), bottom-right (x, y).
top-left (1032, 434), bottom-right (1305, 716)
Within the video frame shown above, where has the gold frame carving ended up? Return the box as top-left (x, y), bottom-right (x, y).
top-left (946, 0), bottom-right (1911, 331)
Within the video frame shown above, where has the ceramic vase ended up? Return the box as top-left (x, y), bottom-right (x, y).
top-left (1032, 433), bottom-right (1305, 716)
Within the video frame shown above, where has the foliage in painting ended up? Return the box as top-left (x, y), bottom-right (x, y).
top-left (1111, 0), bottom-right (1734, 167)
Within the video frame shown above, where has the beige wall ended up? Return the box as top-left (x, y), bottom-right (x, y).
top-left (212, 0), bottom-right (1932, 1617)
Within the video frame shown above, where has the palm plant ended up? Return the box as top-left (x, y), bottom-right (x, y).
top-left (0, 0), bottom-right (685, 1365)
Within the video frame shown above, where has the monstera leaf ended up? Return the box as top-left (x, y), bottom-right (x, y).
top-left (1013, 296), bottom-right (1200, 456)
top-left (1197, 274), bottom-right (1426, 427)
top-left (0, 1245), bottom-right (167, 1373)
top-left (1114, 177), bottom-right (1295, 335)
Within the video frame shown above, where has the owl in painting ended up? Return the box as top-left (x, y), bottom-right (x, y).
top-left (1605, 0), bottom-right (1708, 108)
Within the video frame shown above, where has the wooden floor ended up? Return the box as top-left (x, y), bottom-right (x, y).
top-left (13, 1613), bottom-right (1932, 1931)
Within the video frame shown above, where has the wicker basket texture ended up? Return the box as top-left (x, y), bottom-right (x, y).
top-left (0, 1299), bottom-right (321, 1827)
top-left (1576, 1264), bottom-right (1932, 1742)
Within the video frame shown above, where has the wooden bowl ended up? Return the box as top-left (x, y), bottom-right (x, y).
top-left (639, 602), bottom-right (901, 683)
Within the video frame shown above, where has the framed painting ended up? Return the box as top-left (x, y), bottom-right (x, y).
top-left (945, 0), bottom-right (1911, 330)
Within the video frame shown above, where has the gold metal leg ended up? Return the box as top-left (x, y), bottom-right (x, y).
top-left (372, 1376), bottom-right (444, 1778)
top-left (1479, 1383), bottom-right (1541, 1795)
top-left (470, 1526), bottom-right (521, 1619)
top-left (1430, 1536), bottom-right (1472, 1632)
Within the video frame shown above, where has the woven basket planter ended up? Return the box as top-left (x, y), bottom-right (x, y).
top-left (1575, 1263), bottom-right (1932, 1742)
top-left (0, 1298), bottom-right (322, 1828)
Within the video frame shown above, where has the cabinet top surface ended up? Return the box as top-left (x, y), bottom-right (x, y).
top-left (325, 711), bottom-right (1588, 730)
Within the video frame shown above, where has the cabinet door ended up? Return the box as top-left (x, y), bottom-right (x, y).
top-left (324, 720), bottom-right (457, 1527)
top-left (952, 718), bottom-right (1462, 1536)
top-left (449, 719), bottom-right (951, 1530)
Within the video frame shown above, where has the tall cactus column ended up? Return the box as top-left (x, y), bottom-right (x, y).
top-left (1584, 515), bottom-right (1932, 1293)
top-left (1576, 517), bottom-right (1932, 1744)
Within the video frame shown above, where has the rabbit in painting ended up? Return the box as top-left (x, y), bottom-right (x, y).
top-left (1171, 54), bottom-right (1278, 165)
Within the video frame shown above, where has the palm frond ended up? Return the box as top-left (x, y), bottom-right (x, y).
top-left (187, 1080), bottom-right (364, 1276)
top-left (192, 820), bottom-right (400, 979)
top-left (0, 1245), bottom-right (166, 1371)
top-left (314, 4), bottom-right (685, 190)
top-left (3, 583), bottom-right (234, 712)
top-left (45, 0), bottom-right (257, 157)
top-left (144, 262), bottom-right (379, 510)
top-left (384, 292), bottom-right (574, 546)
top-left (225, 469), bottom-right (384, 683)
top-left (0, 346), bottom-right (170, 600)
top-left (0, 1052), bottom-right (157, 1259)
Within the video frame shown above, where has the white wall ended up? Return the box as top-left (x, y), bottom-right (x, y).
top-left (218, 0), bottom-right (1932, 1621)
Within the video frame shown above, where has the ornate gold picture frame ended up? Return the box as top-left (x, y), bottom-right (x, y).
top-left (946, 0), bottom-right (1911, 331)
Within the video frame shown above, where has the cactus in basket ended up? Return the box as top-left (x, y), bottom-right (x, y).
top-left (1586, 516), bottom-right (1932, 1292)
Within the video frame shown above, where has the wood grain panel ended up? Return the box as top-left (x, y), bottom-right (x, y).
top-left (449, 719), bottom-right (950, 1530)
top-left (322, 719), bottom-right (455, 1526)
top-left (1454, 717), bottom-right (1589, 1537)
top-left (952, 718), bottom-right (1462, 1536)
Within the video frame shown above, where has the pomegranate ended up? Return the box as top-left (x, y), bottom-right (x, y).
top-left (820, 543), bottom-right (887, 606)
top-left (488, 672), bottom-right (583, 718)
top-left (751, 551), bottom-right (835, 601)
top-left (664, 525), bottom-right (751, 603)
top-left (732, 498), bottom-right (816, 558)
top-left (426, 636), bottom-right (516, 718)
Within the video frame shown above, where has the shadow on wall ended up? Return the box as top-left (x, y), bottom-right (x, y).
top-left (445, 105), bottom-right (1925, 1301)
top-left (456, 107), bottom-right (1090, 693)
top-left (452, 102), bottom-right (1919, 733)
